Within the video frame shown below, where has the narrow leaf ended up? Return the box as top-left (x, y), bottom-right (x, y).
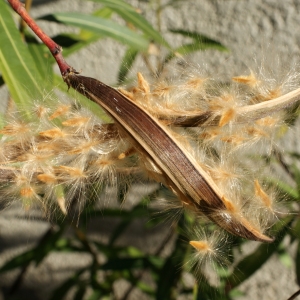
top-left (118, 47), bottom-right (138, 84)
top-left (0, 1), bottom-right (46, 109)
top-left (170, 29), bottom-right (227, 48)
top-left (90, 0), bottom-right (170, 48)
top-left (26, 36), bottom-right (54, 81)
top-left (162, 30), bottom-right (227, 68)
top-left (40, 13), bottom-right (149, 50)
top-left (60, 8), bottom-right (113, 57)
top-left (50, 269), bottom-right (86, 300)
top-left (226, 216), bottom-right (294, 289)
top-left (296, 241), bottom-right (300, 285)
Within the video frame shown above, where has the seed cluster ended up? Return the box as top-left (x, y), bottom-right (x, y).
top-left (0, 69), bottom-right (296, 275)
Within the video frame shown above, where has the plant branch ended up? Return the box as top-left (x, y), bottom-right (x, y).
top-left (287, 288), bottom-right (300, 300)
top-left (8, 0), bottom-right (74, 76)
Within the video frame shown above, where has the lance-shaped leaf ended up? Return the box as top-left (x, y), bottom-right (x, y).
top-left (90, 0), bottom-right (171, 48)
top-left (40, 12), bottom-right (149, 50)
top-left (117, 47), bottom-right (139, 84)
top-left (0, 1), bottom-right (46, 110)
top-left (52, 8), bottom-right (113, 58)
top-left (225, 215), bottom-right (294, 289)
top-left (163, 29), bottom-right (228, 66)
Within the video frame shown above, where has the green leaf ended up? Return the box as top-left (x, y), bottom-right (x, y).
top-left (155, 217), bottom-right (189, 300)
top-left (0, 1), bottom-right (46, 110)
top-left (117, 47), bottom-right (138, 84)
top-left (291, 164), bottom-right (300, 199)
top-left (50, 269), bottom-right (86, 300)
top-left (74, 286), bottom-right (87, 300)
top-left (40, 13), bottom-right (149, 50)
top-left (90, 0), bottom-right (170, 48)
top-left (57, 8), bottom-right (113, 58)
top-left (296, 241), bottom-right (300, 285)
top-left (87, 290), bottom-right (105, 300)
top-left (170, 29), bottom-right (227, 47)
top-left (101, 257), bottom-right (154, 270)
top-left (265, 177), bottom-right (298, 201)
top-left (26, 36), bottom-right (54, 82)
top-left (226, 216), bottom-right (294, 289)
top-left (109, 219), bottom-right (131, 246)
top-left (193, 279), bottom-right (230, 300)
top-left (161, 30), bottom-right (227, 69)
top-left (0, 75), bottom-right (4, 87)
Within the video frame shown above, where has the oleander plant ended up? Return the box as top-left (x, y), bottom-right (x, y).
top-left (1, 0), bottom-right (300, 299)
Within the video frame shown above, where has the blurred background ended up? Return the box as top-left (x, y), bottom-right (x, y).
top-left (1, 0), bottom-right (300, 299)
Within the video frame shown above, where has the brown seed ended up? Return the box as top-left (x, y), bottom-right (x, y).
top-left (48, 105), bottom-right (70, 120)
top-left (39, 128), bottom-right (65, 139)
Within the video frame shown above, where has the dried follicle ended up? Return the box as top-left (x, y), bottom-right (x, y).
top-left (0, 65), bottom-right (295, 245)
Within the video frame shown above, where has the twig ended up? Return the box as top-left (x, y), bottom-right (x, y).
top-left (8, 0), bottom-right (74, 76)
top-left (272, 147), bottom-right (295, 181)
top-left (287, 289), bottom-right (300, 300)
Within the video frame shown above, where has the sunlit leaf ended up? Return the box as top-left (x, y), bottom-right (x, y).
top-left (226, 216), bottom-right (294, 289)
top-left (40, 12), bottom-right (149, 50)
top-left (90, 0), bottom-right (170, 48)
top-left (117, 47), bottom-right (138, 84)
top-left (0, 1), bottom-right (47, 111)
top-left (296, 241), bottom-right (300, 285)
top-left (57, 8), bottom-right (113, 58)
top-left (26, 35), bottom-right (54, 82)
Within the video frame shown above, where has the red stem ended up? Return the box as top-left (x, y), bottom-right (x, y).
top-left (7, 0), bottom-right (75, 76)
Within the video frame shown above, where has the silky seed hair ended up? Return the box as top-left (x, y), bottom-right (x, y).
top-left (0, 70), bottom-right (290, 214)
top-left (0, 66), bottom-right (296, 277)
